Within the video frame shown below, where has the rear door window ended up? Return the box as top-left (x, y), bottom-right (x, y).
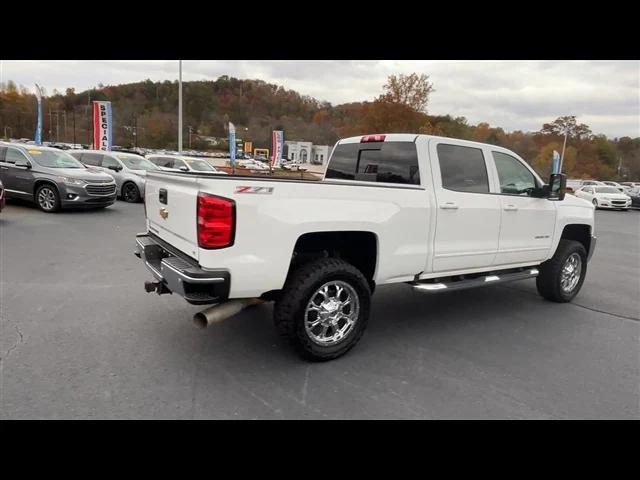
top-left (437, 144), bottom-right (489, 193)
top-left (326, 141), bottom-right (420, 185)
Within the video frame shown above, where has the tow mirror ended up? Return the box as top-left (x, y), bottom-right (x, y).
top-left (547, 173), bottom-right (566, 201)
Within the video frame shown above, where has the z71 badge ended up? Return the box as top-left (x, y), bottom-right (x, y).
top-left (235, 186), bottom-right (274, 194)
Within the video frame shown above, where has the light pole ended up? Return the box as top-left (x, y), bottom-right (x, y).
top-left (4, 126), bottom-right (12, 139)
top-left (559, 123), bottom-right (569, 173)
top-left (178, 60), bottom-right (183, 153)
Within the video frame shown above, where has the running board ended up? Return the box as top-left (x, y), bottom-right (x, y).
top-left (411, 268), bottom-right (539, 293)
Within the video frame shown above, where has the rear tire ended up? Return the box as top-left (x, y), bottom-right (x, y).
top-left (274, 258), bottom-right (371, 361)
top-left (536, 239), bottom-right (587, 303)
top-left (35, 184), bottom-right (60, 213)
top-left (122, 182), bottom-right (141, 203)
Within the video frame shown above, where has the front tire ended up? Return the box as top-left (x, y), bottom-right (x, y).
top-left (122, 182), bottom-right (141, 203)
top-left (35, 184), bottom-right (60, 212)
top-left (536, 239), bottom-right (587, 303)
top-left (274, 258), bottom-right (371, 361)
top-left (592, 198), bottom-right (598, 208)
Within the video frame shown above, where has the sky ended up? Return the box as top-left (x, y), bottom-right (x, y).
top-left (1, 60), bottom-right (638, 138)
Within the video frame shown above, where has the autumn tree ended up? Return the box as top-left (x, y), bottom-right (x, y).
top-left (540, 116), bottom-right (592, 140)
top-left (380, 73), bottom-right (434, 113)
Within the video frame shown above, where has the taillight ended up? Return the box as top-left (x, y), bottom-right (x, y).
top-left (360, 134), bottom-right (386, 143)
top-left (197, 193), bottom-right (235, 249)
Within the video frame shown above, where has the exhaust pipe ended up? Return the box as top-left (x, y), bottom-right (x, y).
top-left (193, 298), bottom-right (265, 328)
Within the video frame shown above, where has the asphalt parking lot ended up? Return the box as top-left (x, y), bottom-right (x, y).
top-left (1, 200), bottom-right (638, 419)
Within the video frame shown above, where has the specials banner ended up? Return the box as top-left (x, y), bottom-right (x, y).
top-left (271, 130), bottom-right (284, 168)
top-left (93, 101), bottom-right (113, 150)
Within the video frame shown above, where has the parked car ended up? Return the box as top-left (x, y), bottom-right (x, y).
top-left (0, 178), bottom-right (5, 212)
top-left (620, 182), bottom-right (640, 194)
top-left (580, 180), bottom-right (605, 187)
top-left (0, 142), bottom-right (116, 212)
top-left (135, 133), bottom-right (596, 361)
top-left (601, 181), bottom-right (632, 194)
top-left (236, 159), bottom-right (270, 171)
top-left (147, 155), bottom-right (227, 174)
top-left (69, 150), bottom-right (160, 203)
top-left (628, 190), bottom-right (640, 209)
top-left (573, 185), bottom-right (631, 210)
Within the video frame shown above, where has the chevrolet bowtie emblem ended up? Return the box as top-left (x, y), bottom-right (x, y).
top-left (159, 207), bottom-right (169, 219)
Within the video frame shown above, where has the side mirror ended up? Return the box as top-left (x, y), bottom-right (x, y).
top-left (108, 165), bottom-right (122, 172)
top-left (179, 166), bottom-right (189, 172)
top-left (547, 173), bottom-right (567, 201)
top-left (15, 159), bottom-right (32, 169)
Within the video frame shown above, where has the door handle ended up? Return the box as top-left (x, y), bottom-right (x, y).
top-left (504, 204), bottom-right (518, 211)
top-left (440, 202), bottom-right (459, 210)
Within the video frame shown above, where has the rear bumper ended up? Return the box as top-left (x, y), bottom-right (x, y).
top-left (587, 234), bottom-right (597, 263)
top-left (134, 233), bottom-right (230, 305)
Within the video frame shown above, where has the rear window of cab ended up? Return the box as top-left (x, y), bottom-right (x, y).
top-left (326, 142), bottom-right (420, 185)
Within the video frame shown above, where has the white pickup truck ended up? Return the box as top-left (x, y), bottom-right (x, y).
top-left (135, 134), bottom-right (596, 361)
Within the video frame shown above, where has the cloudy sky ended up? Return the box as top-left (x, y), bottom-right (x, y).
top-left (1, 60), bottom-right (638, 138)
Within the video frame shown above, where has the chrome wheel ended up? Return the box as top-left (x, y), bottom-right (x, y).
top-left (38, 187), bottom-right (56, 210)
top-left (560, 253), bottom-right (582, 293)
top-left (305, 280), bottom-right (360, 346)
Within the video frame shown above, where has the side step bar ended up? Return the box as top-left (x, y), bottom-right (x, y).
top-left (411, 268), bottom-right (539, 294)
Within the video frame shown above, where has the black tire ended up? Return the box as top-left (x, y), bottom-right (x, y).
top-left (536, 239), bottom-right (587, 303)
top-left (592, 199), bottom-right (598, 208)
top-left (35, 184), bottom-right (61, 213)
top-left (274, 258), bottom-right (371, 361)
top-left (122, 182), bottom-right (140, 203)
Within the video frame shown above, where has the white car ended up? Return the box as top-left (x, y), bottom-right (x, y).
top-left (601, 181), bottom-right (632, 194)
top-left (574, 185), bottom-right (631, 210)
top-left (237, 159), bottom-right (270, 171)
top-left (146, 155), bottom-right (227, 174)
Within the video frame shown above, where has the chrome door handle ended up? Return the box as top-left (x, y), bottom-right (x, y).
top-left (440, 202), bottom-right (459, 210)
top-left (504, 204), bottom-right (518, 211)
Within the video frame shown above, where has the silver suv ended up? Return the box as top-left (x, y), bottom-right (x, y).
top-left (0, 143), bottom-right (117, 212)
top-left (69, 150), bottom-right (160, 202)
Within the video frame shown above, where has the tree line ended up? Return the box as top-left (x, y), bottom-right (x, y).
top-left (0, 73), bottom-right (638, 180)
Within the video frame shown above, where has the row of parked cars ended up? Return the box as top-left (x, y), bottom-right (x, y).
top-left (0, 142), bottom-right (227, 213)
top-left (566, 179), bottom-right (640, 210)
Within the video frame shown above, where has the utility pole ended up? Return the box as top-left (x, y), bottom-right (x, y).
top-left (178, 60), bottom-right (183, 153)
top-left (188, 126), bottom-right (193, 148)
top-left (63, 111), bottom-right (67, 143)
top-left (49, 109), bottom-right (52, 141)
top-left (73, 109), bottom-right (76, 146)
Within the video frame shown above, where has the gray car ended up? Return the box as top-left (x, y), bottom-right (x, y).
top-left (0, 142), bottom-right (117, 212)
top-left (69, 150), bottom-right (159, 202)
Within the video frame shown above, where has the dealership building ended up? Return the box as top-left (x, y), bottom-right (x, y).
top-left (284, 141), bottom-right (331, 165)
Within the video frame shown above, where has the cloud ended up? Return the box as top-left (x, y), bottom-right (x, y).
top-left (1, 60), bottom-right (638, 138)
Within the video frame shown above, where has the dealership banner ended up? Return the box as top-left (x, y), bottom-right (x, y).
top-left (34, 83), bottom-right (43, 145)
top-left (271, 130), bottom-right (284, 168)
top-left (93, 101), bottom-right (113, 150)
top-left (229, 122), bottom-right (236, 167)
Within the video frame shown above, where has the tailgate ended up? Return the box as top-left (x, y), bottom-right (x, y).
top-left (145, 172), bottom-right (200, 260)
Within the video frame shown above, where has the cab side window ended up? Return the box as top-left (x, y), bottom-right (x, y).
top-left (437, 144), bottom-right (489, 193)
top-left (492, 151), bottom-right (537, 195)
